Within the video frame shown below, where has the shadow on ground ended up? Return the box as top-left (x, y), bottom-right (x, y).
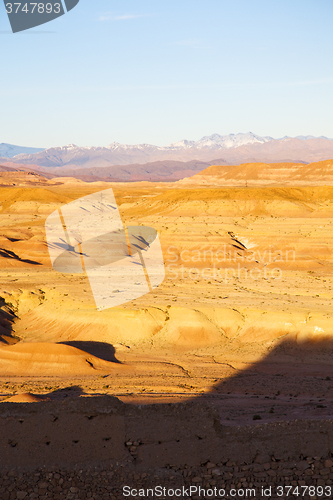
top-left (208, 338), bottom-right (333, 398)
top-left (59, 341), bottom-right (121, 363)
top-left (0, 298), bottom-right (17, 344)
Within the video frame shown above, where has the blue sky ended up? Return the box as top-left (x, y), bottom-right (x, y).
top-left (1, 0), bottom-right (333, 148)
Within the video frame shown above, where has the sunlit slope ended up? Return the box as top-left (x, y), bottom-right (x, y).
top-left (0, 184), bottom-right (116, 267)
top-left (177, 159), bottom-right (333, 186)
top-left (123, 186), bottom-right (333, 217)
top-left (0, 342), bottom-right (128, 376)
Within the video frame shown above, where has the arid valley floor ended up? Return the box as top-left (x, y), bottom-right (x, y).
top-left (1, 163), bottom-right (333, 431)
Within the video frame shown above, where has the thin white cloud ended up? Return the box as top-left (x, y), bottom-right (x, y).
top-left (99, 13), bottom-right (153, 21)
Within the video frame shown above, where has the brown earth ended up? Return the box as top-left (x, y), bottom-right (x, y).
top-left (0, 169), bottom-right (333, 428)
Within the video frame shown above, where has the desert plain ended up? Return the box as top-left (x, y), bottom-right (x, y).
top-left (1, 162), bottom-right (333, 426)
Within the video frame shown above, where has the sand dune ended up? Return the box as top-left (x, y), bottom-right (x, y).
top-left (3, 392), bottom-right (49, 403)
top-left (0, 342), bottom-right (127, 376)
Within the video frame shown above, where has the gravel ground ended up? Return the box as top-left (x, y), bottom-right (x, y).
top-left (2, 456), bottom-right (333, 500)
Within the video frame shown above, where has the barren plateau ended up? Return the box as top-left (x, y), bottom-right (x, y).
top-left (1, 165), bottom-right (333, 428)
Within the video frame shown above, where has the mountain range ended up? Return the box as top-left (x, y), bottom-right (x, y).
top-left (1, 133), bottom-right (333, 181)
top-left (0, 143), bottom-right (44, 158)
top-left (0, 133), bottom-right (275, 168)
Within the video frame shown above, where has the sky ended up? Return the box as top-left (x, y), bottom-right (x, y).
top-left (1, 0), bottom-right (333, 148)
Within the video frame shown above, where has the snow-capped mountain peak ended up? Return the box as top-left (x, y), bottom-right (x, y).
top-left (107, 133), bottom-right (275, 153)
top-left (169, 132), bottom-right (274, 150)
